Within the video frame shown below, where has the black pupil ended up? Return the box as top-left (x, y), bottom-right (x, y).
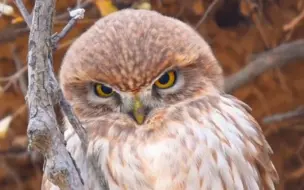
top-left (101, 85), bottom-right (112, 94)
top-left (158, 73), bottom-right (170, 84)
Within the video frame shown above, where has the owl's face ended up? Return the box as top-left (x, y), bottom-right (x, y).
top-left (60, 9), bottom-right (223, 125)
top-left (84, 68), bottom-right (203, 125)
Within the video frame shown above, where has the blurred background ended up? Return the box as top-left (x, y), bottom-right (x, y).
top-left (0, 0), bottom-right (303, 189)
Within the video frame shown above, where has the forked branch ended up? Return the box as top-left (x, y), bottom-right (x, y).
top-left (14, 0), bottom-right (88, 189)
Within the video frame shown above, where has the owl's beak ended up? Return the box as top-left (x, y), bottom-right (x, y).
top-left (132, 96), bottom-right (145, 125)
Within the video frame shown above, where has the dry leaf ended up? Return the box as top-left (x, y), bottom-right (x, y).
top-left (0, 3), bottom-right (14, 16)
top-left (0, 2), bottom-right (25, 24)
top-left (12, 135), bottom-right (28, 148)
top-left (133, 2), bottom-right (151, 10)
top-left (11, 16), bottom-right (24, 24)
top-left (94, 0), bottom-right (118, 16)
top-left (0, 115), bottom-right (13, 139)
top-left (192, 0), bottom-right (204, 15)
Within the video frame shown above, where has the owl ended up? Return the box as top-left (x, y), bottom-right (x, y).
top-left (42, 9), bottom-right (278, 190)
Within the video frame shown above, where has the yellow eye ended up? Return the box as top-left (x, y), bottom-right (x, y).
top-left (154, 71), bottom-right (177, 89)
top-left (94, 83), bottom-right (114, 97)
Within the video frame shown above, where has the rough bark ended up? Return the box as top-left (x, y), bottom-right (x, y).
top-left (26, 0), bottom-right (85, 189)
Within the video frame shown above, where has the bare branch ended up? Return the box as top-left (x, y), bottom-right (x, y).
top-left (0, 159), bottom-right (24, 190)
top-left (12, 0), bottom-right (106, 189)
top-left (47, 7), bottom-right (89, 150)
top-left (25, 0), bottom-right (84, 188)
top-left (283, 9), bottom-right (304, 31)
top-left (53, 1), bottom-right (92, 20)
top-left (0, 24), bottom-right (29, 44)
top-left (264, 123), bottom-right (304, 137)
top-left (263, 106), bottom-right (304, 124)
top-left (285, 166), bottom-right (304, 181)
top-left (0, 66), bottom-right (27, 82)
top-left (13, 1), bottom-right (89, 152)
top-left (59, 91), bottom-right (88, 147)
top-left (243, 0), bottom-right (270, 48)
top-left (225, 39), bottom-right (304, 93)
top-left (195, 0), bottom-right (220, 29)
top-left (51, 8), bottom-right (85, 50)
top-left (0, 1), bottom-right (92, 44)
top-left (13, 0), bottom-right (32, 26)
top-left (11, 47), bottom-right (28, 96)
top-left (0, 65), bottom-right (27, 93)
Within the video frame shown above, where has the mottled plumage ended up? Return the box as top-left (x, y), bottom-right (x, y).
top-left (42, 9), bottom-right (278, 190)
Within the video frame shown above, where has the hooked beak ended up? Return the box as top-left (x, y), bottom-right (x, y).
top-left (132, 96), bottom-right (146, 125)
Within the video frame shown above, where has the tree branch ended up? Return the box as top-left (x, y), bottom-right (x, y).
top-left (15, 0), bottom-right (88, 154)
top-left (0, 1), bottom-right (92, 44)
top-left (24, 0), bottom-right (85, 189)
top-left (11, 46), bottom-right (28, 96)
top-left (195, 0), bottom-right (220, 29)
top-left (224, 39), bottom-right (304, 93)
top-left (263, 106), bottom-right (304, 124)
top-left (51, 8), bottom-right (85, 50)
top-left (13, 0), bottom-right (110, 189)
top-left (283, 8), bottom-right (304, 31)
top-left (0, 65), bottom-right (27, 93)
top-left (285, 166), bottom-right (304, 181)
top-left (13, 0), bottom-right (32, 26)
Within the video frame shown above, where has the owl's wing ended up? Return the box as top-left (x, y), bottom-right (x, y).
top-left (143, 94), bottom-right (279, 190)
top-left (221, 95), bottom-right (279, 189)
top-left (185, 94), bottom-right (279, 190)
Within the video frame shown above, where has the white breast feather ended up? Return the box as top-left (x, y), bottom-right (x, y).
top-left (45, 95), bottom-right (276, 190)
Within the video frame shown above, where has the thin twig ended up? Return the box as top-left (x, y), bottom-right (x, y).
top-left (0, 1), bottom-right (92, 44)
top-left (0, 147), bottom-right (42, 189)
top-left (12, 104), bottom-right (27, 119)
top-left (13, 0), bottom-right (32, 26)
top-left (11, 46), bottom-right (28, 96)
top-left (49, 8), bottom-right (90, 153)
top-left (0, 66), bottom-right (27, 82)
top-left (263, 106), bottom-right (304, 124)
top-left (195, 0), bottom-right (220, 29)
top-left (51, 8), bottom-right (85, 50)
top-left (285, 166), bottom-right (304, 181)
top-left (283, 9), bottom-right (304, 31)
top-left (0, 66), bottom-right (27, 93)
top-left (244, 0), bottom-right (270, 48)
top-left (225, 39), bottom-right (304, 93)
top-left (0, 159), bottom-right (24, 190)
top-left (59, 90), bottom-right (88, 147)
top-left (55, 0), bottom-right (92, 20)
top-left (0, 147), bottom-right (28, 157)
top-left (265, 122), bottom-right (304, 137)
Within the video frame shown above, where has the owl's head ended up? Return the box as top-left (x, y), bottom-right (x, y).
top-left (60, 9), bottom-right (223, 125)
